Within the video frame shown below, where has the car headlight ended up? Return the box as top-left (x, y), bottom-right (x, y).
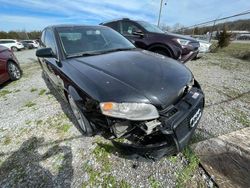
top-left (100, 102), bottom-right (159, 121)
top-left (175, 38), bottom-right (190, 46)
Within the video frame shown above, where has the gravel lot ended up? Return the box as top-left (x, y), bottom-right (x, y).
top-left (0, 49), bottom-right (249, 187)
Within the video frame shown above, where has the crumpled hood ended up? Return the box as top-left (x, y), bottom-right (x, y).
top-left (69, 49), bottom-right (193, 108)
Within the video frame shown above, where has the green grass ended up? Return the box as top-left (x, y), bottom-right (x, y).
top-left (82, 162), bottom-right (131, 188)
top-left (61, 124), bottom-right (71, 132)
top-left (24, 101), bottom-right (36, 108)
top-left (36, 120), bottom-right (43, 125)
top-left (176, 147), bottom-right (200, 187)
top-left (30, 88), bottom-right (38, 92)
top-left (217, 43), bottom-right (250, 61)
top-left (233, 109), bottom-right (250, 127)
top-left (0, 89), bottom-right (11, 97)
top-left (39, 89), bottom-right (47, 96)
top-left (81, 138), bottom-right (130, 187)
top-left (148, 176), bottom-right (162, 188)
top-left (3, 136), bottom-right (11, 145)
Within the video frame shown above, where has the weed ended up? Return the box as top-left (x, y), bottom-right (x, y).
top-left (24, 101), bottom-right (36, 108)
top-left (3, 136), bottom-right (11, 145)
top-left (176, 147), bottom-right (200, 187)
top-left (25, 120), bottom-right (32, 125)
top-left (82, 162), bottom-right (131, 188)
top-left (14, 89), bottom-right (21, 93)
top-left (30, 88), bottom-right (38, 92)
top-left (39, 89), bottom-right (47, 96)
top-left (36, 120), bottom-right (43, 125)
top-left (233, 109), bottom-right (250, 127)
top-left (0, 90), bottom-right (11, 97)
top-left (148, 176), bottom-right (161, 188)
top-left (61, 124), bottom-right (71, 132)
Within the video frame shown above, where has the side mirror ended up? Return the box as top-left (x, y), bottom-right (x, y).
top-left (36, 48), bottom-right (55, 58)
top-left (132, 29), bottom-right (144, 36)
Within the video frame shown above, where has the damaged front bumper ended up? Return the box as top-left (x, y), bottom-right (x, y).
top-left (111, 87), bottom-right (204, 160)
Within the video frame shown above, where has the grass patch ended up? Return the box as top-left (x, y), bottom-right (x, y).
top-left (82, 162), bottom-right (130, 188)
top-left (24, 101), bottom-right (36, 108)
top-left (92, 139), bottom-right (115, 172)
top-left (233, 109), bottom-right (250, 127)
top-left (39, 89), bottom-right (47, 96)
top-left (3, 136), bottom-right (12, 145)
top-left (148, 176), bottom-right (161, 188)
top-left (30, 88), bottom-right (38, 92)
top-left (25, 120), bottom-right (32, 125)
top-left (0, 89), bottom-right (11, 97)
top-left (14, 89), bottom-right (20, 93)
top-left (217, 43), bottom-right (250, 61)
top-left (176, 147), bottom-right (200, 187)
top-left (82, 138), bottom-right (130, 187)
top-left (36, 120), bottom-right (43, 125)
top-left (61, 124), bottom-right (71, 132)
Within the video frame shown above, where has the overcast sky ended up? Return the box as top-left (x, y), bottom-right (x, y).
top-left (0, 0), bottom-right (249, 31)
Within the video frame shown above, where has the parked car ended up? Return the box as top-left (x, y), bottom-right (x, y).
top-left (101, 18), bottom-right (200, 63)
top-left (0, 45), bottom-right (22, 84)
top-left (36, 25), bottom-right (204, 159)
top-left (21, 40), bottom-right (39, 48)
top-left (20, 41), bottom-right (34, 49)
top-left (0, 39), bottom-right (24, 51)
top-left (196, 39), bottom-right (212, 58)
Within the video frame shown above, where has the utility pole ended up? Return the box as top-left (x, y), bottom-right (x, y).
top-left (157, 0), bottom-right (164, 27)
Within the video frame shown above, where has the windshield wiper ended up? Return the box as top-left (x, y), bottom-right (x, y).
top-left (66, 48), bottom-right (136, 58)
top-left (101, 47), bottom-right (136, 54)
top-left (67, 52), bottom-right (101, 58)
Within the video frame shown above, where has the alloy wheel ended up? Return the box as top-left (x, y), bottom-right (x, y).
top-left (8, 62), bottom-right (21, 80)
top-left (68, 94), bottom-right (87, 132)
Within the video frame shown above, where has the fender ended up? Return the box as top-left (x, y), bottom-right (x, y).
top-left (67, 85), bottom-right (86, 111)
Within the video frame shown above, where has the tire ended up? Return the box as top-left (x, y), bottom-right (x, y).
top-left (153, 49), bottom-right (170, 57)
top-left (7, 61), bottom-right (21, 81)
top-left (68, 94), bottom-right (94, 136)
top-left (11, 46), bottom-right (18, 52)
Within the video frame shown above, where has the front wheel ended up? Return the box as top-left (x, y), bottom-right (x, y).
top-left (7, 61), bottom-right (21, 81)
top-left (68, 94), bottom-right (94, 136)
top-left (11, 46), bottom-right (18, 52)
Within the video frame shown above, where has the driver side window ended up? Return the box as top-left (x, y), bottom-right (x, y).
top-left (44, 29), bottom-right (57, 57)
top-left (121, 21), bottom-right (140, 35)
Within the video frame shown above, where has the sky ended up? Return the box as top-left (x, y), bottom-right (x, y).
top-left (0, 0), bottom-right (249, 31)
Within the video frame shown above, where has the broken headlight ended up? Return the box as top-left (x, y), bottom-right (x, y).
top-left (100, 102), bottom-right (159, 121)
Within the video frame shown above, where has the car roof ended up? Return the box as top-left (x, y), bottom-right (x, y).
top-left (45, 24), bottom-right (107, 31)
top-left (0, 39), bottom-right (17, 41)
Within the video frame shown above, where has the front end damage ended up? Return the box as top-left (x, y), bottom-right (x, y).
top-left (107, 86), bottom-right (204, 160)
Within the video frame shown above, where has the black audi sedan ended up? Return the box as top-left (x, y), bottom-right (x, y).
top-left (36, 25), bottom-right (204, 159)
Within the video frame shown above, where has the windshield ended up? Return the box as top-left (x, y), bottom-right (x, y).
top-left (137, 21), bottom-right (164, 33)
top-left (56, 26), bottom-right (135, 56)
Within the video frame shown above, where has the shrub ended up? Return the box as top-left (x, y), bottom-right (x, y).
top-left (218, 25), bottom-right (231, 48)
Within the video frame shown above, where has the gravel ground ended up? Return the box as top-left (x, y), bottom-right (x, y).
top-left (0, 49), bottom-right (249, 187)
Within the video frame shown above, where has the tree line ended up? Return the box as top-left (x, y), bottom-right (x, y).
top-left (0, 30), bottom-right (41, 40)
top-left (181, 19), bottom-right (250, 35)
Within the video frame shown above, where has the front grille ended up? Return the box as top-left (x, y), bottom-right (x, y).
top-left (175, 99), bottom-right (204, 139)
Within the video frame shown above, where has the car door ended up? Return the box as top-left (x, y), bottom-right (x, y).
top-left (40, 29), bottom-right (65, 98)
top-left (0, 48), bottom-right (8, 84)
top-left (120, 21), bottom-right (147, 49)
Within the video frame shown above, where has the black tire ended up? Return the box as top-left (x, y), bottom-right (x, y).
top-left (11, 46), bottom-right (18, 52)
top-left (7, 61), bottom-right (21, 81)
top-left (68, 94), bottom-right (94, 136)
top-left (154, 49), bottom-right (172, 57)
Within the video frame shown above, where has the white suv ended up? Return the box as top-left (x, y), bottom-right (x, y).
top-left (0, 39), bottom-right (24, 51)
top-left (21, 40), bottom-right (39, 48)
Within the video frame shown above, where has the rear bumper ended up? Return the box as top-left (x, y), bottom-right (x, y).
top-left (112, 87), bottom-right (204, 160)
